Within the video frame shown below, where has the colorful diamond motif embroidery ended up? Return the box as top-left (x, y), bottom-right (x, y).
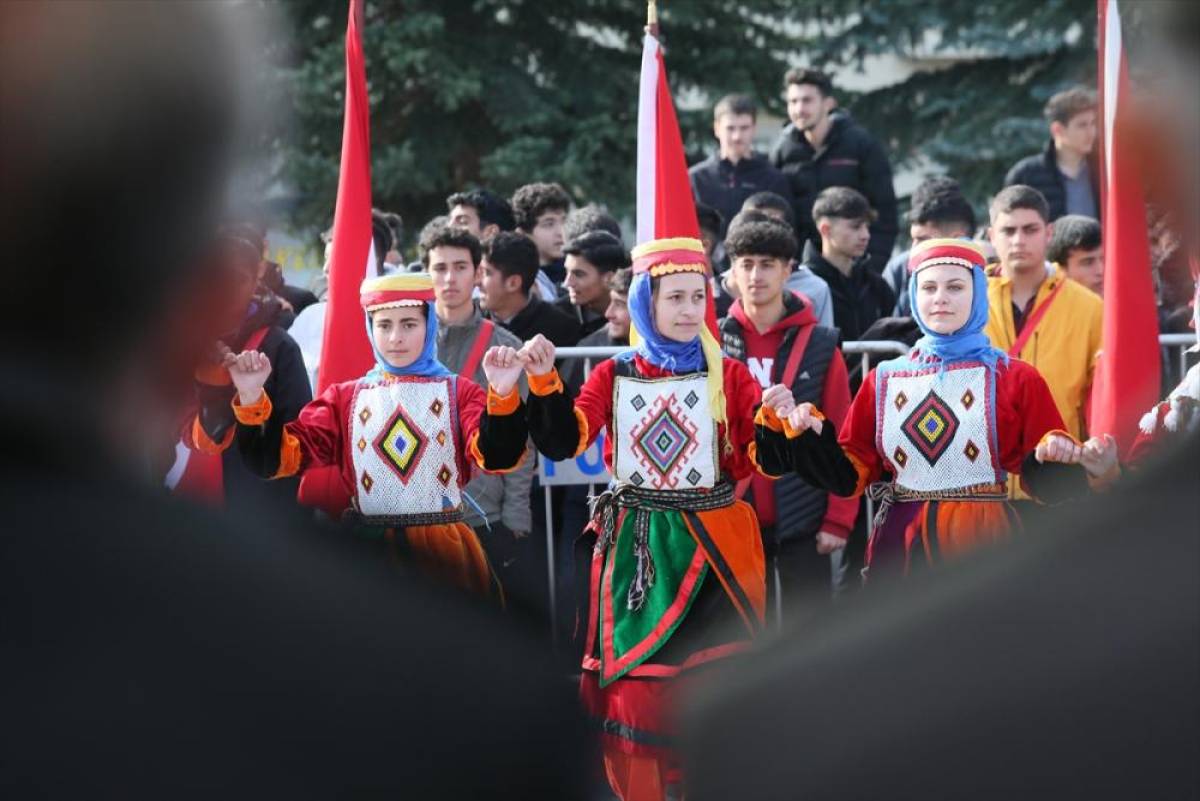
top-left (436, 464), bottom-right (453, 487)
top-left (630, 393), bottom-right (701, 489)
top-left (961, 389), bottom-right (975, 410)
top-left (629, 471), bottom-right (645, 486)
top-left (631, 394), bottom-right (646, 411)
top-left (429, 398), bottom-right (444, 416)
top-left (358, 407), bottom-right (372, 425)
top-left (894, 391), bottom-right (908, 412)
top-left (356, 437), bottom-right (368, 452)
top-left (360, 470), bottom-right (374, 493)
top-left (893, 446), bottom-right (908, 468)
top-left (901, 391), bottom-right (960, 466)
top-left (686, 468), bottom-right (702, 485)
top-left (435, 431), bottom-right (447, 446)
top-left (684, 390), bottom-right (700, 409)
top-left (964, 439), bottom-right (980, 462)
top-left (373, 405), bottom-right (428, 484)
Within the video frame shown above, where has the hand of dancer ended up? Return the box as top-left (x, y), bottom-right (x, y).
top-left (1080, 433), bottom-right (1119, 480)
top-left (1035, 433), bottom-right (1082, 465)
top-left (761, 384), bottom-right (797, 419)
top-left (225, 350), bottom-right (272, 405)
top-left (520, 334), bottom-right (556, 377)
top-left (815, 531), bottom-right (845, 554)
top-left (482, 345), bottom-right (525, 397)
top-left (786, 402), bottom-right (824, 437)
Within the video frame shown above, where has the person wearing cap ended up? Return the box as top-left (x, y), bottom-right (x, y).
top-left (781, 239), bottom-right (1119, 579)
top-left (517, 236), bottom-right (802, 800)
top-left (222, 273), bottom-right (531, 598)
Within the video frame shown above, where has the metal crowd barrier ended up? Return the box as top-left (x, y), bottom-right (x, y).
top-left (539, 334), bottom-right (1196, 637)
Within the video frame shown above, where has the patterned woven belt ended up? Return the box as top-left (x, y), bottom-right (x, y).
top-left (345, 507), bottom-right (465, 527)
top-left (868, 481), bottom-right (1006, 534)
top-left (588, 481), bottom-right (735, 612)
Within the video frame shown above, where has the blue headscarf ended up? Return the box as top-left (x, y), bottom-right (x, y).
top-left (621, 271), bottom-right (705, 373)
top-left (363, 301), bottom-right (454, 381)
top-left (905, 238), bottom-right (1008, 375)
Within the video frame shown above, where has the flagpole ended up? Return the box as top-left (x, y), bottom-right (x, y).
top-left (647, 0), bottom-right (659, 38)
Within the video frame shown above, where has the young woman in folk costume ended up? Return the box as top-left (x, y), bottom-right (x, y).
top-left (520, 237), bottom-right (803, 801)
top-left (785, 239), bottom-right (1119, 577)
top-left (224, 273), bottom-right (529, 597)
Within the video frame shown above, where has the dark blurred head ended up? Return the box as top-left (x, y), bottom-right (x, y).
top-left (564, 203), bottom-right (623, 242)
top-left (742, 191), bottom-right (795, 228)
top-left (908, 176), bottom-right (977, 245)
top-left (695, 203), bottom-right (724, 262)
top-left (446, 189), bottom-right (514, 239)
top-left (1, 2), bottom-right (261, 469)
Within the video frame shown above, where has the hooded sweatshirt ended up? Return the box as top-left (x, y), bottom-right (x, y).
top-left (721, 292), bottom-right (857, 539)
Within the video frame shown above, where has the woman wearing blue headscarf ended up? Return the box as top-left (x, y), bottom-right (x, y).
top-left (785, 239), bottom-right (1118, 577)
top-left (223, 273), bottom-right (530, 597)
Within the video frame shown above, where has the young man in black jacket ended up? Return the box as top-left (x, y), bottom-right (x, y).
top-left (478, 231), bottom-right (580, 347)
top-left (770, 68), bottom-right (898, 272)
top-left (689, 94), bottom-right (792, 238)
top-left (800, 187), bottom-right (895, 347)
top-left (1005, 87), bottom-right (1100, 222)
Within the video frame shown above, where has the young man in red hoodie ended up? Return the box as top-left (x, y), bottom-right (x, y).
top-left (718, 218), bottom-right (856, 624)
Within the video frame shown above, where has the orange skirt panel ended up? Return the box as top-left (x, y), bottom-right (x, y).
top-left (909, 500), bottom-right (1019, 566)
top-left (403, 522), bottom-right (495, 597)
top-left (686, 500), bottom-right (767, 627)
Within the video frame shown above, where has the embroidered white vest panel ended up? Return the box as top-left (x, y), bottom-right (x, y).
top-left (612, 374), bottom-right (719, 490)
top-left (349, 377), bottom-right (462, 516)
top-left (876, 364), bottom-right (1003, 493)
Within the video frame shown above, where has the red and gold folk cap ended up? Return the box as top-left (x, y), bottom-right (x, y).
top-left (359, 273), bottom-right (435, 312)
top-left (907, 238), bottom-right (987, 275)
top-left (630, 237), bottom-right (707, 277)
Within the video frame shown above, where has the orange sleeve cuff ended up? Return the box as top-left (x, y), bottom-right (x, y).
top-left (847, 450), bottom-right (872, 498)
top-left (487, 386), bottom-right (521, 416)
top-left (273, 427), bottom-right (303, 479)
top-left (754, 405), bottom-right (784, 432)
top-left (468, 429), bottom-right (529, 475)
top-left (528, 369), bottom-right (564, 397)
top-left (571, 408), bottom-right (590, 458)
top-left (191, 416), bottom-right (234, 456)
top-left (232, 391), bottom-right (272, 425)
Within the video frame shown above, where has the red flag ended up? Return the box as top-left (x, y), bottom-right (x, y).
top-left (635, 33), bottom-right (717, 337)
top-left (1091, 0), bottom-right (1160, 453)
top-left (316, 0), bottom-right (374, 393)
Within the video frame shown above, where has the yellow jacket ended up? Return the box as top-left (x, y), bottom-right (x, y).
top-left (985, 264), bottom-right (1103, 441)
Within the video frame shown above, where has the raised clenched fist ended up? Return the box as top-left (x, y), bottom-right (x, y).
top-left (225, 349), bottom-right (272, 405)
top-left (519, 334), bottom-right (556, 377)
top-left (482, 345), bottom-right (525, 397)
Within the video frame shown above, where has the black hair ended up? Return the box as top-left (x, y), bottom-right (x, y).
top-left (695, 203), bottom-right (724, 239)
top-left (812, 186), bottom-right (873, 222)
top-left (483, 231), bottom-right (540, 295)
top-left (564, 204), bottom-right (623, 241)
top-left (563, 230), bottom-right (630, 274)
top-left (446, 188), bottom-right (515, 231)
top-left (606, 267), bottom-right (634, 296)
top-left (1044, 87), bottom-right (1097, 127)
top-left (1047, 214), bottom-right (1102, 265)
top-left (713, 93), bottom-right (757, 122)
top-left (418, 223), bottom-right (482, 268)
top-left (726, 208), bottom-right (774, 229)
top-left (783, 67), bottom-right (834, 97)
top-left (724, 219), bottom-right (798, 262)
top-left (742, 191), bottom-right (795, 228)
top-left (908, 177), bottom-right (976, 232)
top-left (990, 185), bottom-right (1050, 224)
top-left (510, 182), bottom-right (572, 232)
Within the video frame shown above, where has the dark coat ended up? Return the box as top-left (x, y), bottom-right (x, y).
top-left (0, 370), bottom-right (587, 800)
top-left (799, 240), bottom-right (895, 344)
top-left (1004, 138), bottom-right (1102, 222)
top-left (770, 111), bottom-right (898, 272)
top-left (688, 152), bottom-right (793, 237)
top-left (488, 294), bottom-right (581, 347)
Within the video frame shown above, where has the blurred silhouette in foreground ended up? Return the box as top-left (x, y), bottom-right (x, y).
top-left (0, 4), bottom-right (583, 798)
